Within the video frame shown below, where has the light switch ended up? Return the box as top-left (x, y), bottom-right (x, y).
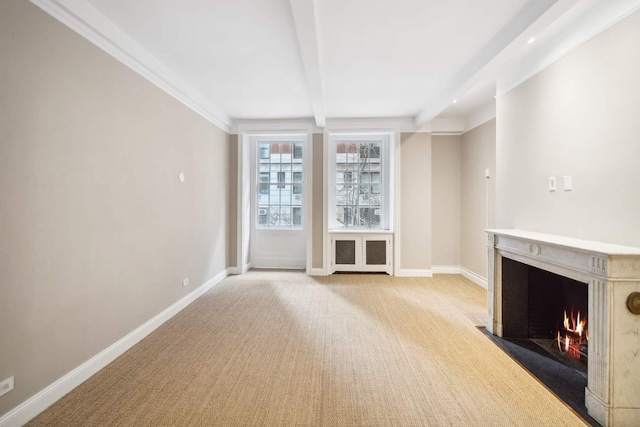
top-left (549, 176), bottom-right (556, 192)
top-left (563, 175), bottom-right (572, 191)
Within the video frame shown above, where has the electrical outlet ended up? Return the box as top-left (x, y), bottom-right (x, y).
top-left (0, 377), bottom-right (14, 397)
top-left (182, 278), bottom-right (190, 287)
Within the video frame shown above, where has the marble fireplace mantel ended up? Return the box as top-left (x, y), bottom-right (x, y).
top-left (486, 229), bottom-right (640, 427)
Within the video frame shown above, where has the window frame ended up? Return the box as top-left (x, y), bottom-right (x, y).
top-left (253, 136), bottom-right (306, 230)
top-left (328, 132), bottom-right (391, 230)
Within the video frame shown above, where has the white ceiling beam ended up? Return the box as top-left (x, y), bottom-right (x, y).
top-left (497, 0), bottom-right (640, 96)
top-left (289, 0), bottom-right (326, 128)
top-left (414, 0), bottom-right (558, 128)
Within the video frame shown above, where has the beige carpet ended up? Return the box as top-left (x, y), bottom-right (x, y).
top-left (29, 272), bottom-right (587, 426)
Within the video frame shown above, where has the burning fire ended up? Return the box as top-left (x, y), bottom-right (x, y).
top-left (556, 308), bottom-right (588, 359)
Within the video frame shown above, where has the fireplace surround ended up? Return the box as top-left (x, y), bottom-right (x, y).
top-left (486, 229), bottom-right (640, 426)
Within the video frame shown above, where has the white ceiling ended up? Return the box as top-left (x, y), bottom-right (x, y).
top-left (33, 0), bottom-right (640, 132)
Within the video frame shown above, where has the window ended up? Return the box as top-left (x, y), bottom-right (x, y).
top-left (256, 140), bottom-right (304, 229)
top-left (330, 133), bottom-right (390, 230)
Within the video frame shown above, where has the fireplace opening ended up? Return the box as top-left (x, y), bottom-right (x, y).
top-left (502, 257), bottom-right (588, 373)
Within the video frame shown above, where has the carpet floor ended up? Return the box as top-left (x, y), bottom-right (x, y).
top-left (28, 271), bottom-right (588, 426)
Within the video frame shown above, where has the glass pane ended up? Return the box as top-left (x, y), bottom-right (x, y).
top-left (333, 137), bottom-right (384, 230)
top-left (270, 186), bottom-right (281, 205)
top-left (280, 187), bottom-right (291, 205)
top-left (336, 206), bottom-right (355, 227)
top-left (280, 206), bottom-right (291, 226)
top-left (256, 140), bottom-right (303, 229)
top-left (369, 143), bottom-right (381, 159)
top-left (269, 206), bottom-right (280, 226)
top-left (293, 143), bottom-right (303, 159)
top-left (293, 207), bottom-right (302, 226)
top-left (259, 144), bottom-right (270, 159)
top-left (335, 240), bottom-right (356, 265)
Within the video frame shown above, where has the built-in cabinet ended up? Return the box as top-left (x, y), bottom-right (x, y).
top-left (329, 232), bottom-right (393, 274)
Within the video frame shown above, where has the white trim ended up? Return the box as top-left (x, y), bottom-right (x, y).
top-left (461, 267), bottom-right (488, 289)
top-left (226, 267), bottom-right (242, 275)
top-left (432, 265), bottom-right (462, 274)
top-left (397, 269), bottom-right (433, 277)
top-left (0, 269), bottom-right (230, 427)
top-left (305, 133), bottom-right (314, 275)
top-left (308, 268), bottom-right (327, 276)
top-left (431, 265), bottom-right (488, 289)
top-left (30, 0), bottom-right (231, 133)
top-left (393, 131), bottom-right (402, 276)
top-left (430, 117), bottom-right (465, 134)
top-left (232, 119), bottom-right (321, 135)
top-left (250, 257), bottom-right (306, 270)
top-left (323, 128), bottom-right (330, 275)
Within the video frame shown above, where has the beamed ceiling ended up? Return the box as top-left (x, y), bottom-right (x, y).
top-left (32, 0), bottom-right (640, 132)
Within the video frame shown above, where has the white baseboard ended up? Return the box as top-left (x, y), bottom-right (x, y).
top-left (308, 268), bottom-right (327, 276)
top-left (250, 257), bottom-right (306, 270)
top-left (432, 265), bottom-right (488, 289)
top-left (226, 266), bottom-right (242, 275)
top-left (432, 265), bottom-right (461, 274)
top-left (241, 262), bottom-right (252, 273)
top-left (0, 269), bottom-right (230, 427)
top-left (397, 269), bottom-right (433, 277)
top-left (461, 267), bottom-right (488, 289)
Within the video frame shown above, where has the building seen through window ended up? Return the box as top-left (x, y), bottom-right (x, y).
top-left (256, 142), bottom-right (303, 228)
top-left (335, 140), bottom-right (383, 228)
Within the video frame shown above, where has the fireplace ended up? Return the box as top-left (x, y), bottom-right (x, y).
top-left (502, 258), bottom-right (588, 370)
top-left (486, 230), bottom-right (640, 427)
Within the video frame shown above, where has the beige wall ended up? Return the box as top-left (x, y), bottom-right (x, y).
top-left (0, 0), bottom-right (230, 417)
top-left (400, 133), bottom-right (432, 271)
top-left (497, 10), bottom-right (640, 247)
top-left (431, 136), bottom-right (462, 267)
top-left (461, 120), bottom-right (496, 279)
top-left (312, 134), bottom-right (324, 270)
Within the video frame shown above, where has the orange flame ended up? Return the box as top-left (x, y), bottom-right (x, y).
top-left (557, 308), bottom-right (588, 357)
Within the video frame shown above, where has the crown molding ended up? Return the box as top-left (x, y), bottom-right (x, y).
top-left (31, 0), bottom-right (232, 133)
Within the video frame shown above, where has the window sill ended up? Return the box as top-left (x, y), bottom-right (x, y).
top-left (329, 229), bottom-right (392, 234)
